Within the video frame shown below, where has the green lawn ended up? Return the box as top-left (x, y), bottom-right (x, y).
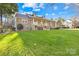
top-left (0, 30), bottom-right (79, 56)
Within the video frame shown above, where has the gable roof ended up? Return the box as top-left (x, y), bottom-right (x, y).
top-left (15, 13), bottom-right (32, 19)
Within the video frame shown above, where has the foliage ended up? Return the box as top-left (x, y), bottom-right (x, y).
top-left (0, 3), bottom-right (18, 14)
top-left (0, 3), bottom-right (18, 32)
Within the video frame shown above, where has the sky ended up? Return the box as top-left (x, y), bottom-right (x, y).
top-left (17, 3), bottom-right (79, 20)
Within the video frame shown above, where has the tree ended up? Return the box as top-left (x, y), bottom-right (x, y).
top-left (51, 18), bottom-right (54, 20)
top-left (0, 3), bottom-right (18, 32)
top-left (72, 17), bottom-right (79, 28)
top-left (57, 17), bottom-right (65, 28)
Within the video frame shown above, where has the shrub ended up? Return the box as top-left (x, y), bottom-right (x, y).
top-left (76, 26), bottom-right (79, 28)
top-left (12, 27), bottom-right (16, 31)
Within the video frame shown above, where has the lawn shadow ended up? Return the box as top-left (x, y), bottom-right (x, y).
top-left (0, 36), bottom-right (20, 56)
top-left (17, 32), bottom-right (26, 46)
top-left (8, 36), bottom-right (18, 43)
top-left (0, 34), bottom-right (9, 41)
top-left (17, 32), bottom-right (35, 56)
top-left (0, 32), bottom-right (16, 41)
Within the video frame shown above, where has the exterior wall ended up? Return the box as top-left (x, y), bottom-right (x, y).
top-left (1, 12), bottom-right (79, 31)
top-left (49, 21), bottom-right (56, 28)
top-left (16, 17), bottom-right (33, 31)
top-left (16, 16), bottom-right (73, 31)
top-left (14, 13), bottom-right (79, 31)
top-left (56, 20), bottom-right (63, 28)
top-left (31, 17), bottom-right (50, 30)
top-left (32, 17), bottom-right (44, 30)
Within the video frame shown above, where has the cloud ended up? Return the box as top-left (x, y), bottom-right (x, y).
top-left (37, 15), bottom-right (43, 17)
top-left (21, 11), bottom-right (33, 15)
top-left (64, 3), bottom-right (71, 5)
top-left (39, 3), bottom-right (44, 8)
top-left (33, 8), bottom-right (41, 11)
top-left (52, 13), bottom-right (55, 15)
top-left (53, 6), bottom-right (57, 10)
top-left (26, 12), bottom-right (33, 14)
top-left (65, 4), bottom-right (79, 16)
top-left (19, 10), bottom-right (24, 13)
top-left (64, 3), bottom-right (79, 16)
top-left (22, 3), bottom-right (37, 9)
top-left (21, 12), bottom-right (26, 14)
top-left (59, 12), bottom-right (67, 15)
top-left (73, 4), bottom-right (79, 16)
top-left (64, 6), bottom-right (69, 10)
top-left (59, 12), bottom-right (64, 15)
top-left (74, 3), bottom-right (79, 6)
top-left (22, 3), bottom-right (44, 9)
top-left (45, 13), bottom-right (49, 16)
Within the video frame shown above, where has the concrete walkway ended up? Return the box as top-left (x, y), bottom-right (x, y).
top-left (64, 29), bottom-right (79, 30)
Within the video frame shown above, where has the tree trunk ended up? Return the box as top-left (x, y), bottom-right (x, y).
top-left (0, 10), bottom-right (3, 33)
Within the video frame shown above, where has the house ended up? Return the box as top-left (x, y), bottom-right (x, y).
top-left (48, 20), bottom-right (56, 29)
top-left (6, 13), bottom-right (79, 31)
top-left (14, 13), bottom-right (33, 31)
top-left (64, 20), bottom-right (72, 28)
top-left (14, 13), bottom-right (52, 31)
top-left (71, 17), bottom-right (79, 28)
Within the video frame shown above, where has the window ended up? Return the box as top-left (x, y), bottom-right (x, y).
top-left (17, 18), bottom-right (21, 22)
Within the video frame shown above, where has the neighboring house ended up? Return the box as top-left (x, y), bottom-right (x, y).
top-left (71, 17), bottom-right (79, 28)
top-left (64, 20), bottom-right (72, 28)
top-left (63, 17), bottom-right (79, 28)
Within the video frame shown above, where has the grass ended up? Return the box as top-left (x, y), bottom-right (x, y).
top-left (0, 30), bottom-right (79, 56)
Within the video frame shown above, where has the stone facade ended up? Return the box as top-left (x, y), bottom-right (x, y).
top-left (14, 13), bottom-right (54, 30)
top-left (12, 13), bottom-right (79, 31)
